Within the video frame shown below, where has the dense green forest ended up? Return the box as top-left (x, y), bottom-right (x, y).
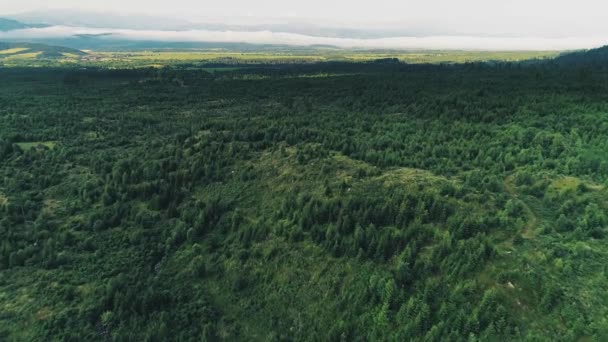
top-left (1, 55), bottom-right (608, 341)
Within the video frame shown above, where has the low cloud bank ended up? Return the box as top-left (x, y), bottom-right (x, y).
top-left (1, 26), bottom-right (607, 50)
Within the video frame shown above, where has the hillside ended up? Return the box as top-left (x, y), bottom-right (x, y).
top-left (554, 45), bottom-right (608, 66)
top-left (0, 18), bottom-right (47, 31)
top-left (0, 42), bottom-right (86, 60)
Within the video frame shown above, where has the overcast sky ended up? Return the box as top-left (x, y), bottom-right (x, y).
top-left (2, 0), bottom-right (608, 36)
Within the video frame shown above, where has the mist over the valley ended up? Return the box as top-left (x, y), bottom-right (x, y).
top-left (1, 8), bottom-right (607, 51)
top-left (1, 25), bottom-right (608, 51)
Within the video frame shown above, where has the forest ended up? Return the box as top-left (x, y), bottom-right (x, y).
top-left (1, 49), bottom-right (608, 341)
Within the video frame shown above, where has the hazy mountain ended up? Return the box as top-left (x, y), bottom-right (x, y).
top-left (9, 10), bottom-right (192, 31)
top-left (0, 18), bottom-right (47, 31)
top-left (7, 10), bottom-right (441, 39)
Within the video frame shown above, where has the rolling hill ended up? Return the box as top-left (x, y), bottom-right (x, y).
top-left (0, 42), bottom-right (86, 59)
top-left (554, 45), bottom-right (608, 66)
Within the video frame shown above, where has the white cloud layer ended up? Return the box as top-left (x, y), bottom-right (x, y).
top-left (2, 1), bottom-right (608, 38)
top-left (1, 26), bottom-right (607, 50)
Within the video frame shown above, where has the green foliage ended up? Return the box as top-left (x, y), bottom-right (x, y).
top-left (0, 60), bottom-right (607, 340)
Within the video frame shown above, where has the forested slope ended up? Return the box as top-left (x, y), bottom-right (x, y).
top-left (555, 45), bottom-right (608, 68)
top-left (1, 63), bottom-right (608, 340)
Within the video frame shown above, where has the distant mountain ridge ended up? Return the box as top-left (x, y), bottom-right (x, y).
top-left (8, 10), bottom-right (191, 31)
top-left (6, 10), bottom-right (447, 38)
top-left (0, 18), bottom-right (48, 31)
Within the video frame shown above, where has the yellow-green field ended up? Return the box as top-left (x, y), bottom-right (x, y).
top-left (0, 47), bottom-right (30, 55)
top-left (96, 50), bottom-right (559, 65)
top-left (16, 141), bottom-right (57, 151)
top-left (2, 52), bottom-right (42, 60)
top-left (0, 47), bottom-right (561, 68)
top-left (344, 50), bottom-right (560, 63)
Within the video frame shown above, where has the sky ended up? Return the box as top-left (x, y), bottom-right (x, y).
top-left (1, 1), bottom-right (608, 50)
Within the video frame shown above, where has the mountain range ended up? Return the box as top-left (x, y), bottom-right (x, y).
top-left (0, 17), bottom-right (47, 31)
top-left (4, 10), bottom-right (440, 39)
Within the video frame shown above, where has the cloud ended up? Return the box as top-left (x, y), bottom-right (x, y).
top-left (1, 25), bottom-right (607, 51)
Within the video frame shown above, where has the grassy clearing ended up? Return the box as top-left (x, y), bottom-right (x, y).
top-left (332, 153), bottom-right (378, 182)
top-left (1, 52), bottom-right (42, 60)
top-left (0, 48), bottom-right (29, 55)
top-left (84, 131), bottom-right (102, 140)
top-left (61, 52), bottom-right (81, 59)
top-left (16, 141), bottom-right (57, 151)
top-left (380, 167), bottom-right (450, 189)
top-left (550, 176), bottom-right (583, 192)
top-left (550, 176), bottom-right (604, 193)
top-left (42, 199), bottom-right (61, 215)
